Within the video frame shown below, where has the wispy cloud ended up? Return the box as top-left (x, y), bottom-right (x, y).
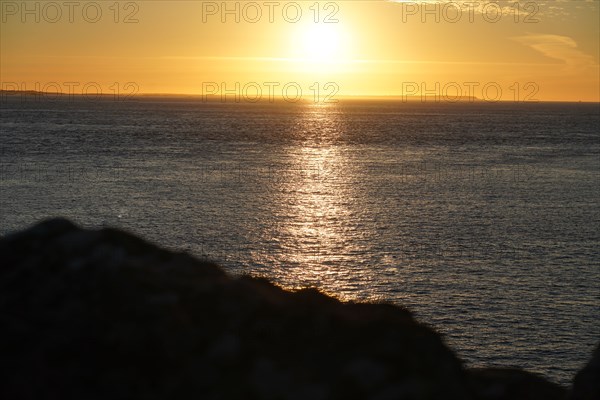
top-left (512, 33), bottom-right (596, 72)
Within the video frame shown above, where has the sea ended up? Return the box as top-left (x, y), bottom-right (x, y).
top-left (1, 94), bottom-right (598, 386)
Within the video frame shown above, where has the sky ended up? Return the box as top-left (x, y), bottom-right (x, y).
top-left (1, 0), bottom-right (599, 101)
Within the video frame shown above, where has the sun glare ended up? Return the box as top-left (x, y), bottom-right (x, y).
top-left (290, 22), bottom-right (353, 72)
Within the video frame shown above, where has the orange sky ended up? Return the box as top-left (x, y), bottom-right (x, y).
top-left (1, 1), bottom-right (599, 101)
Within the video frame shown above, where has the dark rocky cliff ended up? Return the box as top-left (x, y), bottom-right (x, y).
top-left (1, 219), bottom-right (588, 400)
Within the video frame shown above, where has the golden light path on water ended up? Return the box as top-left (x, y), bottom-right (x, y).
top-left (264, 102), bottom-right (389, 302)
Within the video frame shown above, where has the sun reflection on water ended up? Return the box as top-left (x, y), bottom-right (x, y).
top-left (265, 102), bottom-right (381, 301)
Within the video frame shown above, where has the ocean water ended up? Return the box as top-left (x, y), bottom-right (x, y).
top-left (1, 95), bottom-right (599, 385)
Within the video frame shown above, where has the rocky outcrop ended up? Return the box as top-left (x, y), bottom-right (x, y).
top-left (0, 219), bottom-right (572, 399)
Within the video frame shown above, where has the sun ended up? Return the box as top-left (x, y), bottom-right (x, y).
top-left (301, 24), bottom-right (345, 62)
top-left (289, 22), bottom-right (353, 72)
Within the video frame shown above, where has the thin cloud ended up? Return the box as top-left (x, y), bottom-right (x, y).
top-left (512, 33), bottom-right (596, 71)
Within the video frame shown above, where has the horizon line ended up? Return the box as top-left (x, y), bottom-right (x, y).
top-left (1, 89), bottom-right (598, 104)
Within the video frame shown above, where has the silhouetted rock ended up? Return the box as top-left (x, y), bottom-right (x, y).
top-left (0, 218), bottom-right (569, 400)
top-left (570, 343), bottom-right (600, 400)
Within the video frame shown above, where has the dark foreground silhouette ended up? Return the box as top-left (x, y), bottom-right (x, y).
top-left (0, 219), bottom-right (596, 400)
